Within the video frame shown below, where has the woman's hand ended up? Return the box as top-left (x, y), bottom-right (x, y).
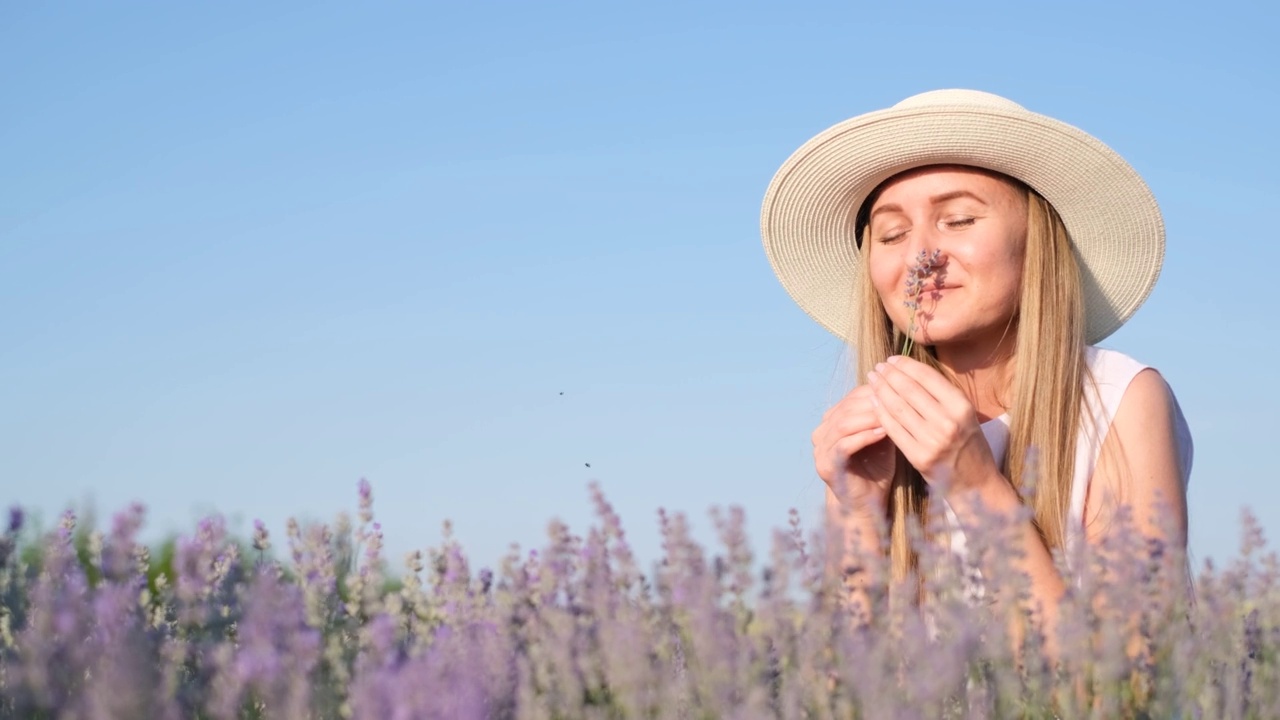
top-left (812, 384), bottom-right (896, 517)
top-left (866, 355), bottom-right (1001, 495)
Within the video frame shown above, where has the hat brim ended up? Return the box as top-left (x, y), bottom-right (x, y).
top-left (760, 102), bottom-right (1165, 345)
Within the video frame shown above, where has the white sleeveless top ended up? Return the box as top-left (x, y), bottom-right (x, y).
top-left (942, 346), bottom-right (1194, 582)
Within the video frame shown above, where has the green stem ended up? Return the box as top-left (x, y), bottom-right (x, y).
top-left (899, 308), bottom-right (918, 358)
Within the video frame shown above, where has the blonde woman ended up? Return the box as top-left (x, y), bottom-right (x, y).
top-left (760, 90), bottom-right (1193, 649)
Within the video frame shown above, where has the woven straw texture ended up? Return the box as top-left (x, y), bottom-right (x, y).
top-left (760, 89), bottom-right (1165, 345)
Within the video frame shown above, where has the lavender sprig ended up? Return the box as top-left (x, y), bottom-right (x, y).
top-left (901, 248), bottom-right (942, 358)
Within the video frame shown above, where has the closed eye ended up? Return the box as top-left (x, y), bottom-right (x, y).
top-left (944, 217), bottom-right (976, 229)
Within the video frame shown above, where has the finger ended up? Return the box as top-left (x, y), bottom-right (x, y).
top-left (868, 370), bottom-right (926, 437)
top-left (874, 360), bottom-right (948, 423)
top-left (830, 426), bottom-right (888, 464)
top-left (813, 410), bottom-right (881, 450)
top-left (869, 380), bottom-right (925, 461)
top-left (824, 386), bottom-right (875, 425)
top-left (828, 410), bottom-right (882, 444)
top-left (816, 425), bottom-right (886, 482)
top-left (885, 355), bottom-right (970, 414)
top-left (821, 384), bottom-right (876, 423)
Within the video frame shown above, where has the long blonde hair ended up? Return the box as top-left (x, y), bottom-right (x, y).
top-left (853, 172), bottom-right (1087, 586)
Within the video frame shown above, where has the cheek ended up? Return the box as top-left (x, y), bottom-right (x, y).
top-left (962, 233), bottom-right (1024, 294)
top-left (1000, 243), bottom-right (1027, 297)
top-left (865, 251), bottom-right (906, 298)
top-left (984, 253), bottom-right (1025, 312)
top-left (866, 260), bottom-right (900, 307)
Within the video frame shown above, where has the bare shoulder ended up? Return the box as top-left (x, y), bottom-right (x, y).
top-left (1116, 367), bottom-right (1176, 419)
top-left (1084, 367), bottom-right (1188, 546)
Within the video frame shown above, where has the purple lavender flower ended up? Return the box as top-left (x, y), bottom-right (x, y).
top-left (251, 518), bottom-right (271, 570)
top-left (0, 506), bottom-right (19, 567)
top-left (101, 502), bottom-right (146, 582)
top-left (900, 248), bottom-right (942, 357)
top-left (288, 520), bottom-right (340, 630)
top-left (252, 519), bottom-right (270, 552)
top-left (349, 614), bottom-right (505, 720)
top-left (346, 519), bottom-right (385, 619)
top-left (207, 568), bottom-right (321, 720)
top-left (168, 513), bottom-right (246, 642)
top-left (9, 513), bottom-right (93, 715)
top-left (357, 477), bottom-right (373, 525)
top-left (0, 482), bottom-right (1266, 716)
top-left (80, 580), bottom-right (157, 717)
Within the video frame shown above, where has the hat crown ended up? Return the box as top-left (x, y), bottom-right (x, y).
top-left (892, 89), bottom-right (1027, 112)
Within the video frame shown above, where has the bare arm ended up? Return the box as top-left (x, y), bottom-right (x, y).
top-left (824, 486), bottom-right (888, 625)
top-left (1082, 368), bottom-right (1191, 661)
top-left (1084, 368), bottom-right (1188, 555)
top-left (949, 368), bottom-right (1189, 666)
top-left (946, 473), bottom-right (1068, 658)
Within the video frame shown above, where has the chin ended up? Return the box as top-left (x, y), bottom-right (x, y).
top-left (917, 322), bottom-right (1011, 350)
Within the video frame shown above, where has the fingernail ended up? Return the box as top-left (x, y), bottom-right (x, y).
top-left (874, 362), bottom-right (887, 374)
top-left (887, 356), bottom-right (902, 365)
top-left (870, 394), bottom-right (880, 407)
top-left (868, 370), bottom-right (881, 384)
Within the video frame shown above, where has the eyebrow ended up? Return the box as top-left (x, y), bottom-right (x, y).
top-left (868, 190), bottom-right (990, 220)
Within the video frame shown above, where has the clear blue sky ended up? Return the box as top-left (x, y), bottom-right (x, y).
top-left (2, 2), bottom-right (1276, 574)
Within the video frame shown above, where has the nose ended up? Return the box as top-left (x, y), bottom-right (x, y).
top-left (903, 226), bottom-right (946, 272)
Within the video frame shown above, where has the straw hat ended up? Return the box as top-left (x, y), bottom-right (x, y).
top-left (759, 89), bottom-right (1165, 345)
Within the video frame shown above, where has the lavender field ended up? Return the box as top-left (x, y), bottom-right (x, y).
top-left (0, 480), bottom-right (1275, 719)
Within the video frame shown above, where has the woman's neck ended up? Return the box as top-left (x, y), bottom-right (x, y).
top-left (932, 333), bottom-right (1017, 422)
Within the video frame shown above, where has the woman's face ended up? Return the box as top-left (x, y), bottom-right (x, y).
top-left (865, 165), bottom-right (1029, 350)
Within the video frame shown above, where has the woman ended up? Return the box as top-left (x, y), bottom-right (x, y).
top-left (760, 90), bottom-right (1193, 645)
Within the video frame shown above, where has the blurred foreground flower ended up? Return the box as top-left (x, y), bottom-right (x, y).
top-left (0, 480), bottom-right (1274, 718)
